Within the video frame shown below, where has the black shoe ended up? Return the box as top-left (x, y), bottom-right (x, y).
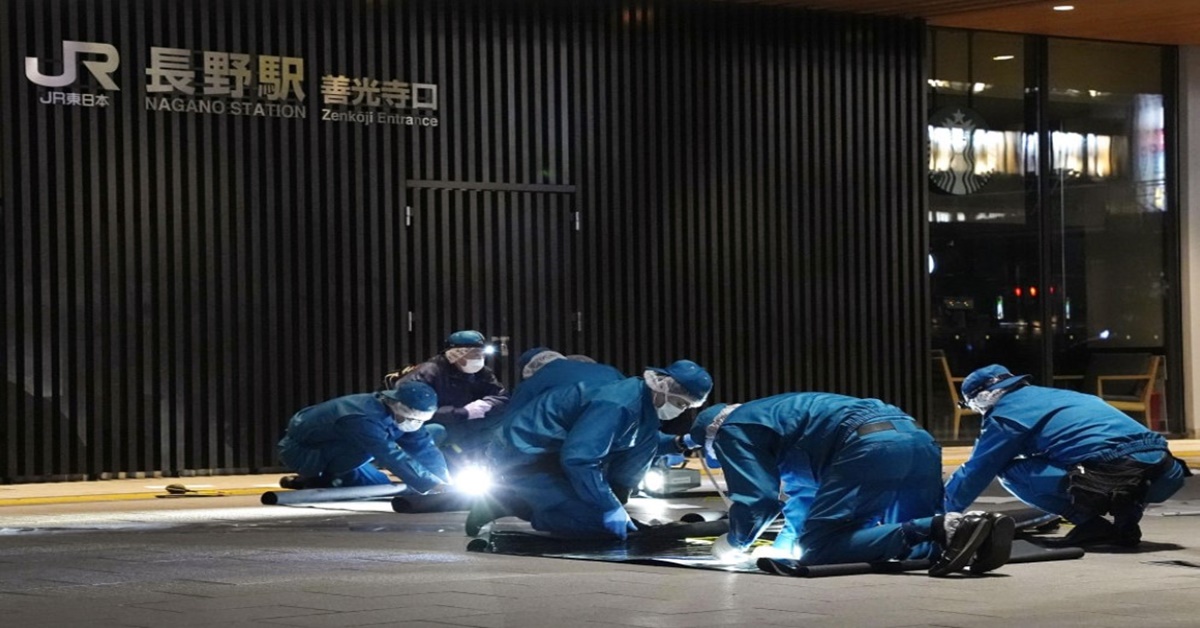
top-left (1045, 517), bottom-right (1120, 548)
top-left (279, 475), bottom-right (306, 490)
top-left (465, 494), bottom-right (514, 537)
top-left (969, 513), bottom-right (1015, 574)
top-left (929, 512), bottom-right (994, 577)
top-left (1114, 524), bottom-right (1142, 547)
top-left (1031, 517), bottom-right (1063, 535)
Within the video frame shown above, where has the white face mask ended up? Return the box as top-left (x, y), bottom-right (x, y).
top-left (459, 358), bottom-right (485, 374)
top-left (397, 418), bottom-right (426, 432)
top-left (380, 395), bottom-right (434, 428)
top-left (652, 391), bottom-right (691, 422)
top-left (966, 388), bottom-right (1006, 415)
top-left (656, 403), bottom-right (685, 422)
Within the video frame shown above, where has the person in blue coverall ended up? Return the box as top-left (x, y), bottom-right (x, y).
top-left (693, 394), bottom-right (1014, 576)
top-left (466, 359), bottom-right (714, 539)
top-left (452, 348), bottom-right (625, 464)
top-left (513, 348), bottom-right (694, 479)
top-left (387, 330), bottom-right (511, 469)
top-left (277, 381), bottom-right (451, 493)
top-left (507, 347), bottom-right (625, 413)
top-left (946, 364), bottom-right (1191, 547)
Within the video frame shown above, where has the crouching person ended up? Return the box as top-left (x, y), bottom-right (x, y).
top-left (947, 364), bottom-right (1191, 547)
top-left (466, 360), bottom-right (713, 539)
top-left (695, 394), bottom-right (1014, 577)
top-left (277, 381), bottom-right (451, 494)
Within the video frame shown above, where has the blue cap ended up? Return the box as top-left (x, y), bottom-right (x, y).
top-left (517, 346), bottom-right (551, 373)
top-left (961, 364), bottom-right (1032, 402)
top-left (648, 359), bottom-right (713, 402)
top-left (380, 381), bottom-right (438, 412)
top-left (444, 329), bottom-right (486, 349)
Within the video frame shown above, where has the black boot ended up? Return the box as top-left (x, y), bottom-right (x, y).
top-left (465, 489), bottom-right (528, 537)
top-left (1111, 503), bottom-right (1145, 547)
top-left (1045, 517), bottom-right (1120, 548)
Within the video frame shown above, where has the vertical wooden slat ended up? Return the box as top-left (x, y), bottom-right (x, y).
top-left (1, 0), bottom-right (930, 481)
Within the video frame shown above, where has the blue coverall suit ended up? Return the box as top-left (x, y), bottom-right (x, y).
top-left (511, 360), bottom-right (685, 463)
top-left (397, 355), bottom-right (510, 463)
top-left (711, 394), bottom-right (943, 565)
top-left (488, 377), bottom-right (660, 539)
top-left (468, 359), bottom-right (624, 467)
top-left (277, 394), bottom-right (450, 492)
top-left (513, 360), bottom-right (685, 465)
top-left (506, 359), bottom-right (625, 415)
top-left (945, 385), bottom-right (1187, 530)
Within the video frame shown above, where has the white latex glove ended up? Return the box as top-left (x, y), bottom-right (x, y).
top-left (464, 400), bottom-right (490, 420)
top-left (710, 533), bottom-right (750, 563)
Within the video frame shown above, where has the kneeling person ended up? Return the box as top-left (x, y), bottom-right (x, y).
top-left (277, 382), bottom-right (451, 493)
top-left (469, 359), bottom-right (713, 539)
top-left (695, 393), bottom-right (1014, 576)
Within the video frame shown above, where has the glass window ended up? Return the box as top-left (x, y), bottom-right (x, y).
top-left (927, 30), bottom-right (1039, 441)
top-left (1047, 39), bottom-right (1169, 431)
top-left (927, 30), bottom-right (1173, 441)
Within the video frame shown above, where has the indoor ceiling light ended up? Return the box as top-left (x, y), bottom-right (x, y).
top-left (1052, 5), bottom-right (1075, 11)
top-left (993, 55), bottom-right (1015, 61)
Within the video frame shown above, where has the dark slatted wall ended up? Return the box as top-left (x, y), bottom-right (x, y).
top-left (0, 0), bottom-right (928, 482)
top-left (571, 3), bottom-right (928, 409)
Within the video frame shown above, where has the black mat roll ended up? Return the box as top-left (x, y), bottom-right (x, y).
top-left (1002, 506), bottom-right (1062, 530)
top-left (757, 539), bottom-right (1084, 577)
top-left (391, 491), bottom-right (473, 513)
top-left (637, 519), bottom-right (728, 539)
top-left (476, 520), bottom-right (728, 556)
top-left (758, 558), bottom-right (929, 577)
top-left (679, 510), bottom-right (728, 523)
top-left (261, 483), bottom-right (408, 505)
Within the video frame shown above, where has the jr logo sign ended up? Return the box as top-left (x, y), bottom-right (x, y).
top-left (26, 40), bottom-right (120, 90)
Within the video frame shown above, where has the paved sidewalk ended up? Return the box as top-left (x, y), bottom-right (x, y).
top-left (2, 443), bottom-right (1199, 627)
top-left (1, 478), bottom-right (1199, 628)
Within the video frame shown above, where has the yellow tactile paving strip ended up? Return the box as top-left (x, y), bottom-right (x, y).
top-left (0, 487), bottom-right (276, 507)
top-left (942, 440), bottom-right (1200, 468)
top-left (2, 440), bottom-right (1198, 507)
top-left (0, 480), bottom-right (283, 507)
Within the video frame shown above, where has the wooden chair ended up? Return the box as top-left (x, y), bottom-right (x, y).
top-left (932, 351), bottom-right (979, 440)
top-left (1091, 353), bottom-right (1162, 429)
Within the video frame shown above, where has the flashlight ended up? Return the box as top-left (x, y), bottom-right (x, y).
top-left (455, 464), bottom-right (494, 496)
top-left (641, 469), bottom-right (666, 494)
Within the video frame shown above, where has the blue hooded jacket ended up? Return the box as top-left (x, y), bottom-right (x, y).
top-left (496, 377), bottom-right (660, 517)
top-left (945, 384), bottom-right (1169, 512)
top-left (278, 393), bottom-right (450, 493)
top-left (695, 393), bottom-right (912, 548)
top-left (506, 359), bottom-right (625, 416)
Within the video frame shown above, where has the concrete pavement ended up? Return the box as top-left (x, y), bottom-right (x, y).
top-left (1, 443), bottom-right (1199, 627)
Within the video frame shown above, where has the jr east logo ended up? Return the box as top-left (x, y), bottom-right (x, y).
top-left (25, 40), bottom-right (120, 107)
